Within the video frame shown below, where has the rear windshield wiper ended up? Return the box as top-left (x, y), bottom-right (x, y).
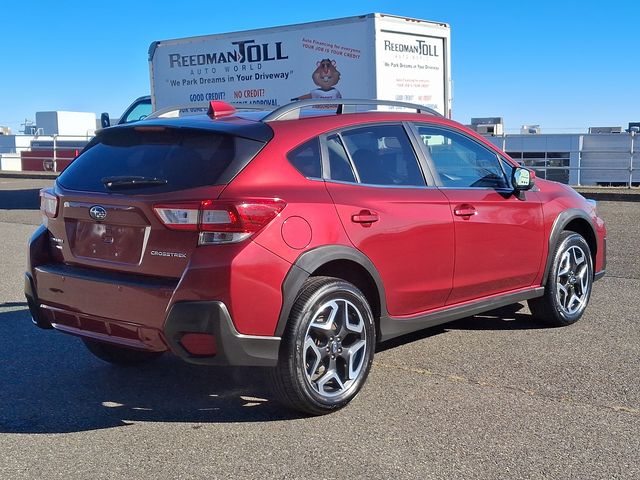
top-left (102, 176), bottom-right (168, 190)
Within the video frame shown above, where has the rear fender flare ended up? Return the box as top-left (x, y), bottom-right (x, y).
top-left (275, 246), bottom-right (387, 337)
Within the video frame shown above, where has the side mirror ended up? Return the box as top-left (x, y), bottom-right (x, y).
top-left (100, 112), bottom-right (111, 128)
top-left (512, 167), bottom-right (534, 191)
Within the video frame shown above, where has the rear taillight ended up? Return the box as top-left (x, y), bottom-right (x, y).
top-left (153, 199), bottom-right (285, 245)
top-left (40, 189), bottom-right (58, 218)
top-left (153, 203), bottom-right (200, 231)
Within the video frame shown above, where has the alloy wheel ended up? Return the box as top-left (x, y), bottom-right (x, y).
top-left (303, 298), bottom-right (368, 399)
top-left (555, 245), bottom-right (591, 315)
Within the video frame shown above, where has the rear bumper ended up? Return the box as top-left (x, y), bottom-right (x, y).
top-left (25, 270), bottom-right (280, 367)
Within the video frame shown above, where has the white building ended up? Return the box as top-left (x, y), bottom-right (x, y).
top-left (35, 111), bottom-right (96, 136)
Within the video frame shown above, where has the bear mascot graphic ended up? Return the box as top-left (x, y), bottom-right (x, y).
top-left (292, 58), bottom-right (343, 101)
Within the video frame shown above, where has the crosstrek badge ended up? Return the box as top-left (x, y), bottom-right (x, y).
top-left (150, 250), bottom-right (187, 258)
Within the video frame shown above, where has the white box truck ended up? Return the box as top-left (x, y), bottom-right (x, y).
top-left (148, 13), bottom-right (452, 116)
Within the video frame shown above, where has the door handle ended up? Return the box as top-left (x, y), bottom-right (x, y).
top-left (351, 210), bottom-right (379, 224)
top-left (453, 204), bottom-right (477, 217)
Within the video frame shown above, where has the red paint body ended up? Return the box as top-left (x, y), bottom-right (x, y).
top-left (26, 108), bottom-right (607, 360)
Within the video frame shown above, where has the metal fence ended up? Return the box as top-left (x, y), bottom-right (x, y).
top-left (496, 131), bottom-right (638, 187)
top-left (522, 164), bottom-right (638, 188)
top-left (0, 134), bottom-right (93, 173)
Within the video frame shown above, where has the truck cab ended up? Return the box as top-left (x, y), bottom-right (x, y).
top-left (100, 95), bottom-right (152, 128)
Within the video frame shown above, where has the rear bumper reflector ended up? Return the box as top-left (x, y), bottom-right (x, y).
top-left (164, 300), bottom-right (281, 367)
top-left (180, 333), bottom-right (217, 356)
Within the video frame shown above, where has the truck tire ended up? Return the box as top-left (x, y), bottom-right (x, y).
top-left (270, 276), bottom-right (376, 415)
top-left (82, 339), bottom-right (164, 366)
top-left (529, 231), bottom-right (593, 327)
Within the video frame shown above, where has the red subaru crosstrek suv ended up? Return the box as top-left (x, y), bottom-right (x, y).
top-left (26, 99), bottom-right (606, 415)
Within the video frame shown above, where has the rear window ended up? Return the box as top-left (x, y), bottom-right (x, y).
top-left (58, 128), bottom-right (266, 194)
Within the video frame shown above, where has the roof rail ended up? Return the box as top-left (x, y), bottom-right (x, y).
top-left (147, 101), bottom-right (271, 120)
top-left (262, 98), bottom-right (444, 122)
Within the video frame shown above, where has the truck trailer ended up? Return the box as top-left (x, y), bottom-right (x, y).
top-left (148, 13), bottom-right (452, 117)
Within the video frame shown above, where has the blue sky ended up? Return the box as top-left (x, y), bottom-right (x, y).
top-left (1, 0), bottom-right (637, 133)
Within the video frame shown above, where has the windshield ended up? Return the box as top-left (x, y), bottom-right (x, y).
top-left (120, 100), bottom-right (152, 124)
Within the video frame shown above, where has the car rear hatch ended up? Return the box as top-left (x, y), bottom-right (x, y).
top-left (32, 117), bottom-right (275, 346)
top-left (42, 120), bottom-right (273, 279)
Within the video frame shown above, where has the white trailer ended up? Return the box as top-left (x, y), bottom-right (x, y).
top-left (149, 13), bottom-right (452, 116)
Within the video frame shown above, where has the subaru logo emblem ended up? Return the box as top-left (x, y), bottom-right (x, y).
top-left (89, 205), bottom-right (107, 221)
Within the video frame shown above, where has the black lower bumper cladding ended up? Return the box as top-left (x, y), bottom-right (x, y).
top-left (24, 273), bottom-right (52, 329)
top-left (164, 301), bottom-right (281, 367)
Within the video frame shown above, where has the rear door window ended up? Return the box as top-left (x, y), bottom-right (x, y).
top-left (326, 134), bottom-right (358, 183)
top-left (58, 128), bottom-right (266, 194)
top-left (325, 124), bottom-right (426, 187)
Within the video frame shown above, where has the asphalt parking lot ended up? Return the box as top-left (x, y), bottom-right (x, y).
top-left (0, 177), bottom-right (638, 479)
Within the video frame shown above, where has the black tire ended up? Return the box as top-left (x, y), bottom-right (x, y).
top-left (270, 276), bottom-right (376, 415)
top-left (529, 231), bottom-right (594, 327)
top-left (82, 338), bottom-right (164, 366)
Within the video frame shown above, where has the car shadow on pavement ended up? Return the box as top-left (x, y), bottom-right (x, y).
top-left (0, 189), bottom-right (41, 210)
top-left (0, 308), bottom-right (302, 434)
top-left (377, 303), bottom-right (546, 353)
top-left (446, 303), bottom-right (546, 331)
